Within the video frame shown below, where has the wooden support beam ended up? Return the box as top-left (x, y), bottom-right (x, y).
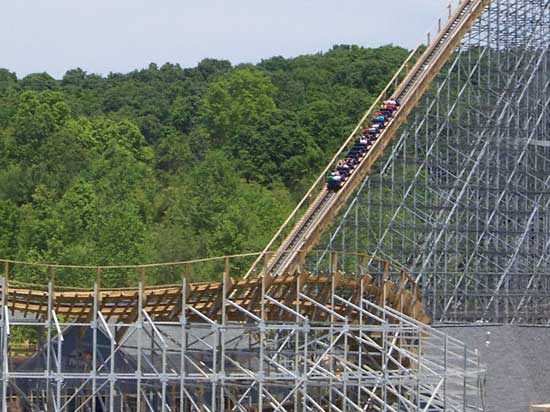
top-left (2, 261), bottom-right (8, 312)
top-left (331, 252), bottom-right (338, 274)
top-left (360, 254), bottom-right (367, 276)
top-left (263, 252), bottom-right (273, 275)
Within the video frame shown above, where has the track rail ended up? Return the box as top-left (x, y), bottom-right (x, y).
top-left (252, 0), bottom-right (492, 278)
top-left (1, 252), bottom-right (428, 326)
top-left (2, 269), bottom-right (427, 325)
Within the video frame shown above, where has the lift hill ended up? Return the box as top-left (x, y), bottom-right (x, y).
top-left (246, 0), bottom-right (493, 279)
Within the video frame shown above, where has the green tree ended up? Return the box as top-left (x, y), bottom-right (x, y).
top-left (199, 67), bottom-right (277, 145)
top-left (13, 91), bottom-right (70, 160)
top-left (0, 44), bottom-right (412, 285)
top-left (0, 200), bottom-right (18, 258)
top-left (19, 73), bottom-right (57, 91)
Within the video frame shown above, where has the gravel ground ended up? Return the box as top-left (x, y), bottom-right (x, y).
top-left (438, 325), bottom-right (550, 412)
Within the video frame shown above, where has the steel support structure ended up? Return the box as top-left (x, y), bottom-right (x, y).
top-left (0, 273), bottom-right (484, 412)
top-left (314, 0), bottom-right (550, 324)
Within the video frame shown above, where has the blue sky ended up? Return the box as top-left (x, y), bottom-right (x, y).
top-left (3, 0), bottom-right (454, 78)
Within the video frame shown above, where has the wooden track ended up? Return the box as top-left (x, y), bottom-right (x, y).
top-left (251, 0), bottom-right (492, 278)
top-left (3, 270), bottom-right (429, 325)
top-left (0, 1), bottom-right (489, 327)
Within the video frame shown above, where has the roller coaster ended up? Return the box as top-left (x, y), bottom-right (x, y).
top-left (1, 253), bottom-right (426, 324)
top-left (0, 0), bottom-right (491, 326)
top-left (248, 0), bottom-right (492, 279)
top-left (0, 1), bottom-right (495, 410)
top-left (1, 253), bottom-right (480, 412)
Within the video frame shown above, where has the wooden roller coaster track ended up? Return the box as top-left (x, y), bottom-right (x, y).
top-left (0, 1), bottom-right (491, 328)
top-left (0, 253), bottom-right (428, 326)
top-left (247, 0), bottom-right (492, 278)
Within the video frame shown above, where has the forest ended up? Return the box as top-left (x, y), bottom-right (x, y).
top-left (0, 44), bottom-right (410, 284)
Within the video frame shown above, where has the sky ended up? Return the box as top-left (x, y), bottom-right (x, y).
top-left (2, 0), bottom-right (454, 79)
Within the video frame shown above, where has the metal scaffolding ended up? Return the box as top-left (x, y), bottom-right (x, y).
top-left (315, 0), bottom-right (550, 325)
top-left (0, 0), bottom-right (520, 407)
top-left (0, 255), bottom-right (484, 412)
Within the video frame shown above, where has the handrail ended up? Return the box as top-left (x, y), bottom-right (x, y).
top-left (0, 249), bottom-right (410, 290)
top-left (0, 251), bottom-right (264, 270)
top-left (0, 249), bottom-right (393, 271)
top-left (393, 0), bottom-right (475, 100)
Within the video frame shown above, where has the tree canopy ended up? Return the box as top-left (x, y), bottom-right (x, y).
top-left (0, 44), bottom-right (410, 285)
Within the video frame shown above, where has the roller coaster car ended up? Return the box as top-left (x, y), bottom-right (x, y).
top-left (326, 99), bottom-right (403, 192)
top-left (336, 165), bottom-right (350, 177)
top-left (347, 148), bottom-right (364, 158)
top-left (346, 157), bottom-right (360, 168)
top-left (327, 172), bottom-right (343, 191)
top-left (327, 178), bottom-right (342, 192)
